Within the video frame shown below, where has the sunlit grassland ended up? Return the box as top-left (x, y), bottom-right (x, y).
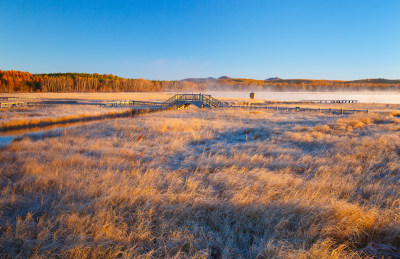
top-left (0, 105), bottom-right (133, 130)
top-left (0, 92), bottom-right (174, 102)
top-left (1, 107), bottom-right (400, 258)
top-left (1, 91), bottom-right (399, 131)
top-left (4, 92), bottom-right (400, 111)
top-left (0, 92), bottom-right (173, 130)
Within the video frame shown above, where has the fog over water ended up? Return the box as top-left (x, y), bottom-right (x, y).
top-left (205, 91), bottom-right (400, 104)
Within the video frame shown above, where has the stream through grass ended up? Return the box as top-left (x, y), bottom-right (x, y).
top-left (0, 120), bottom-right (105, 148)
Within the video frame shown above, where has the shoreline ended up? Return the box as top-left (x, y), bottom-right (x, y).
top-left (0, 108), bottom-right (167, 132)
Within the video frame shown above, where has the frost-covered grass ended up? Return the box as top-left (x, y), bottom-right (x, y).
top-left (0, 92), bottom-right (173, 130)
top-left (0, 105), bottom-right (132, 130)
top-left (1, 107), bottom-right (400, 258)
top-left (0, 92), bottom-right (173, 101)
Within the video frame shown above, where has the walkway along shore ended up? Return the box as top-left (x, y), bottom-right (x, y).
top-left (0, 107), bottom-right (171, 132)
top-left (0, 93), bottom-right (374, 133)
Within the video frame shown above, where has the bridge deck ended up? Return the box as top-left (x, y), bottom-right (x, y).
top-left (104, 93), bottom-right (223, 108)
top-left (301, 100), bottom-right (359, 103)
top-left (103, 93), bottom-right (368, 114)
top-left (1, 93), bottom-right (369, 115)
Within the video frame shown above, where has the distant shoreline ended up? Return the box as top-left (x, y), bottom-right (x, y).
top-left (1, 70), bottom-right (399, 93)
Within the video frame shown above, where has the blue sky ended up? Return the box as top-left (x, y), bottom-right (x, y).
top-left (1, 0), bottom-right (399, 80)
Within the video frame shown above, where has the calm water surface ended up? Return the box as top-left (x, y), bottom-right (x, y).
top-left (0, 128), bottom-right (65, 148)
top-left (205, 91), bottom-right (400, 104)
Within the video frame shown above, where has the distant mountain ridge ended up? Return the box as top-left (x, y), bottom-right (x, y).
top-left (182, 77), bottom-right (215, 82)
top-left (181, 76), bottom-right (400, 84)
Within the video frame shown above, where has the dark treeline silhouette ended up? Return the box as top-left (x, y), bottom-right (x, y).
top-left (0, 70), bottom-right (399, 92)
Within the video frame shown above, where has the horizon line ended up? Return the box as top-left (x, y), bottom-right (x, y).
top-left (1, 69), bottom-right (399, 82)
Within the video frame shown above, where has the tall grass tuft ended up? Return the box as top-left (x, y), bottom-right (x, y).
top-left (1, 108), bottom-right (399, 257)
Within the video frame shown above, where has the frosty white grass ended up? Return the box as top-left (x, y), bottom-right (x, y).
top-left (1, 107), bottom-right (400, 258)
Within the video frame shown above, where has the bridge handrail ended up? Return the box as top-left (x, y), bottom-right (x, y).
top-left (103, 93), bottom-right (223, 108)
top-left (202, 94), bottom-right (222, 107)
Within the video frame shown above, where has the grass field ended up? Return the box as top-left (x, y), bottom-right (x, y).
top-left (1, 92), bottom-right (399, 131)
top-left (3, 92), bottom-right (400, 110)
top-left (0, 92), bottom-right (174, 102)
top-left (1, 103), bottom-right (400, 258)
top-left (0, 105), bottom-right (135, 130)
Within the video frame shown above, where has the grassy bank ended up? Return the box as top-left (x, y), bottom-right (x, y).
top-left (0, 105), bottom-right (140, 131)
top-left (2, 92), bottom-right (400, 112)
top-left (1, 107), bottom-right (400, 257)
top-left (0, 92), bottom-right (174, 102)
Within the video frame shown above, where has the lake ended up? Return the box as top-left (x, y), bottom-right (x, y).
top-left (204, 91), bottom-right (400, 104)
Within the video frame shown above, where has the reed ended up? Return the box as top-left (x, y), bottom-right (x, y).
top-left (0, 105), bottom-right (133, 131)
top-left (1, 107), bottom-right (399, 258)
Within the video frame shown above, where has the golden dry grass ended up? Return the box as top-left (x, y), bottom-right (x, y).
top-left (0, 105), bottom-right (133, 130)
top-left (0, 92), bottom-right (174, 102)
top-left (220, 97), bottom-right (400, 113)
top-left (1, 108), bottom-right (400, 258)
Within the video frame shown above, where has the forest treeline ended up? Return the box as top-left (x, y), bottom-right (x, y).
top-left (0, 70), bottom-right (200, 92)
top-left (0, 70), bottom-right (399, 92)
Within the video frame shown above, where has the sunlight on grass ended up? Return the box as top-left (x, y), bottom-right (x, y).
top-left (1, 108), bottom-right (400, 257)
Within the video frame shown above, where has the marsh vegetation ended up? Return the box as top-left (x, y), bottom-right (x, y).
top-left (1, 105), bottom-right (400, 258)
top-left (0, 105), bottom-right (133, 131)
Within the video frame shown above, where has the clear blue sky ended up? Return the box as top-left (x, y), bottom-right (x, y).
top-left (1, 0), bottom-right (399, 80)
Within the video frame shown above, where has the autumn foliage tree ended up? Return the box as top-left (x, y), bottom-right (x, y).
top-left (0, 70), bottom-right (399, 92)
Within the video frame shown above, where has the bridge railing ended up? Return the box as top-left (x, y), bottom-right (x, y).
top-left (201, 95), bottom-right (221, 107)
top-left (301, 100), bottom-right (359, 103)
top-left (103, 93), bottom-right (223, 108)
top-left (0, 101), bottom-right (27, 108)
top-left (104, 100), bottom-right (166, 107)
top-left (163, 95), bottom-right (179, 105)
top-left (162, 93), bottom-right (222, 107)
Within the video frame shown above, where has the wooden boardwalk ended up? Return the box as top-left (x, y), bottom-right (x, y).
top-left (104, 93), bottom-right (223, 108)
top-left (0, 96), bottom-right (40, 108)
top-left (1, 93), bottom-right (370, 115)
top-left (301, 99), bottom-right (359, 103)
top-left (226, 105), bottom-right (368, 115)
top-left (104, 93), bottom-right (368, 115)
top-left (0, 102), bottom-right (27, 108)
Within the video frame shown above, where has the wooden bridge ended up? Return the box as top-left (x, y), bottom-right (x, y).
top-left (104, 93), bottom-right (369, 114)
top-left (104, 93), bottom-right (223, 109)
top-left (1, 93), bottom-right (370, 115)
